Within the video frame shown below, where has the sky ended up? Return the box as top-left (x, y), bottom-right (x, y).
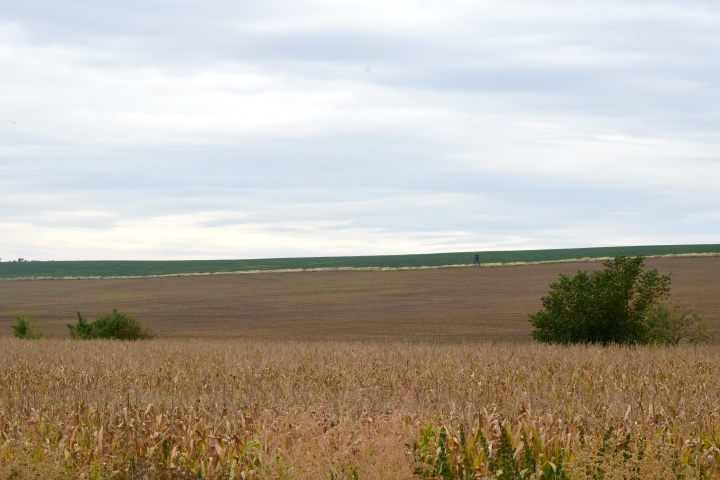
top-left (1, 0), bottom-right (719, 261)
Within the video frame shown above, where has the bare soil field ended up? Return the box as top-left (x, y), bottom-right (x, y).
top-left (1, 256), bottom-right (718, 341)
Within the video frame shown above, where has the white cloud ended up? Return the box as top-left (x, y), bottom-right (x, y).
top-left (1, 0), bottom-right (719, 260)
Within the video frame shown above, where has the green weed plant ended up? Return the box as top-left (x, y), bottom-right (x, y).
top-left (11, 314), bottom-right (45, 339)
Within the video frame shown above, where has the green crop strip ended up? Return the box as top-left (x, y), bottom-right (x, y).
top-left (1, 244), bottom-right (719, 279)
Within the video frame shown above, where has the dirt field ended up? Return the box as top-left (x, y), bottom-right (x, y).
top-left (1, 256), bottom-right (718, 341)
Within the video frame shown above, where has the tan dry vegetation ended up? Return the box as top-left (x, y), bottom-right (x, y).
top-left (1, 339), bottom-right (719, 479)
top-left (1, 257), bottom-right (719, 342)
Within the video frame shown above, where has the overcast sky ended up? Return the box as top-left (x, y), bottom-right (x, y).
top-left (1, 0), bottom-right (719, 260)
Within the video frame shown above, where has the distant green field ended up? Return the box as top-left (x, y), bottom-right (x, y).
top-left (1, 244), bottom-right (719, 279)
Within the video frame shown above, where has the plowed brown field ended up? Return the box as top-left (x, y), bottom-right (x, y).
top-left (1, 256), bottom-right (718, 341)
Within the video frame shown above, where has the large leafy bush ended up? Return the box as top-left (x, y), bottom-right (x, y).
top-left (529, 255), bottom-right (671, 345)
top-left (68, 309), bottom-right (154, 340)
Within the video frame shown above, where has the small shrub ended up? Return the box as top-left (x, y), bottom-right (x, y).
top-left (11, 314), bottom-right (45, 339)
top-left (68, 309), bottom-right (154, 340)
top-left (645, 302), bottom-right (710, 346)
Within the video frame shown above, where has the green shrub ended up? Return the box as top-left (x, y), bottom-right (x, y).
top-left (11, 314), bottom-right (45, 339)
top-left (644, 302), bottom-right (710, 346)
top-left (529, 255), bottom-right (671, 345)
top-left (68, 309), bottom-right (154, 340)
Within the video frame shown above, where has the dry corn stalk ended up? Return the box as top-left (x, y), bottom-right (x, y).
top-left (0, 339), bottom-right (719, 479)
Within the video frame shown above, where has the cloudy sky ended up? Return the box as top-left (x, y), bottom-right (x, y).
top-left (1, 0), bottom-right (719, 260)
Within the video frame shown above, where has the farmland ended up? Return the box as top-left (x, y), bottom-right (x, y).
top-left (1, 243), bottom-right (719, 279)
top-left (1, 340), bottom-right (719, 479)
top-left (1, 256), bottom-right (719, 341)
top-left (2, 255), bottom-right (720, 478)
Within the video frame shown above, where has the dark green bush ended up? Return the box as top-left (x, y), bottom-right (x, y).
top-left (68, 309), bottom-right (154, 340)
top-left (11, 314), bottom-right (45, 339)
top-left (529, 255), bottom-right (671, 345)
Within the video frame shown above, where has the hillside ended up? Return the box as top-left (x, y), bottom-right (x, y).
top-left (1, 243), bottom-right (719, 279)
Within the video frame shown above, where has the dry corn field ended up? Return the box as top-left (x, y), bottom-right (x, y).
top-left (1, 339), bottom-right (719, 479)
